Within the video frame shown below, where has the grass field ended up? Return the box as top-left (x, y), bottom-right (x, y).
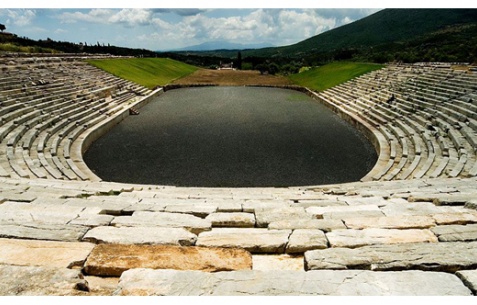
top-left (86, 58), bottom-right (198, 89)
top-left (289, 62), bottom-right (384, 91)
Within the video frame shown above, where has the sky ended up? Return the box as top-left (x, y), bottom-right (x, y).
top-left (0, 1), bottom-right (475, 51)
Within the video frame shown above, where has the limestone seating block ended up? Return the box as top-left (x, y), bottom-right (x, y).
top-left (0, 238), bottom-right (95, 268)
top-left (0, 223), bottom-right (89, 242)
top-left (82, 226), bottom-right (197, 246)
top-left (205, 212), bottom-right (255, 227)
top-left (344, 196), bottom-right (389, 206)
top-left (456, 270), bottom-right (477, 295)
top-left (290, 199), bottom-right (347, 208)
top-left (305, 241), bottom-right (477, 272)
top-left (343, 215), bottom-right (436, 229)
top-left (111, 211), bottom-right (211, 235)
top-left (252, 255), bottom-right (304, 271)
top-left (83, 244), bottom-right (252, 277)
top-left (0, 201), bottom-right (85, 225)
top-left (163, 203), bottom-right (217, 217)
top-left (114, 269), bottom-right (471, 296)
top-left (431, 224), bottom-right (477, 242)
top-left (196, 228), bottom-right (291, 253)
top-left (0, 265), bottom-right (89, 296)
top-left (381, 201), bottom-right (464, 216)
top-left (322, 210), bottom-right (385, 219)
top-left (432, 212), bottom-right (477, 225)
top-left (268, 218), bottom-right (346, 232)
top-left (255, 207), bottom-right (310, 228)
top-left (286, 229), bottom-right (328, 254)
top-left (306, 205), bottom-right (381, 219)
top-left (325, 228), bottom-right (438, 248)
top-left (69, 214), bottom-right (114, 227)
top-left (242, 200), bottom-right (290, 212)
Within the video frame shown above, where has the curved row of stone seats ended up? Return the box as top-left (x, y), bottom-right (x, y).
top-left (0, 55), bottom-right (153, 181)
top-left (0, 176), bottom-right (476, 295)
top-left (314, 63), bottom-right (477, 182)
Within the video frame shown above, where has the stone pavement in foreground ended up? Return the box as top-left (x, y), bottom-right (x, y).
top-left (0, 176), bottom-right (476, 296)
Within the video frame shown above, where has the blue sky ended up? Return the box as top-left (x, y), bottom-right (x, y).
top-left (0, 1), bottom-right (474, 51)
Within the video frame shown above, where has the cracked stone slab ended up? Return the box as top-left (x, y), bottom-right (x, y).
top-left (325, 228), bottom-right (438, 248)
top-left (84, 244), bottom-right (252, 276)
top-left (431, 224), bottom-right (477, 242)
top-left (268, 218), bottom-right (346, 232)
top-left (286, 229), bottom-right (328, 254)
top-left (242, 200), bottom-right (290, 213)
top-left (432, 212), bottom-right (477, 225)
top-left (114, 269), bottom-right (471, 296)
top-left (290, 200), bottom-right (347, 208)
top-left (343, 215), bottom-right (435, 229)
top-left (205, 212), bottom-right (255, 227)
top-left (0, 238), bottom-right (95, 268)
top-left (196, 228), bottom-right (291, 253)
top-left (381, 202), bottom-right (463, 216)
top-left (305, 241), bottom-right (477, 272)
top-left (306, 205), bottom-right (381, 219)
top-left (0, 265), bottom-right (89, 296)
top-left (163, 203), bottom-right (217, 217)
top-left (0, 224), bottom-right (89, 242)
top-left (0, 201), bottom-right (86, 225)
top-left (456, 270), bottom-right (477, 294)
top-left (82, 226), bottom-right (197, 246)
top-left (255, 207), bottom-right (311, 228)
top-left (111, 211), bottom-right (211, 234)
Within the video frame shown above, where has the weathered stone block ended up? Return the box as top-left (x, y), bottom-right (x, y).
top-left (84, 244), bottom-right (252, 276)
top-left (255, 207), bottom-right (310, 227)
top-left (456, 270), bottom-right (477, 294)
top-left (305, 242), bottom-right (477, 272)
top-left (252, 255), bottom-right (304, 271)
top-left (0, 238), bottom-right (94, 268)
top-left (0, 265), bottom-right (89, 296)
top-left (431, 224), bottom-right (477, 242)
top-left (205, 212), bottom-right (255, 227)
top-left (343, 215), bottom-right (435, 229)
top-left (114, 269), bottom-right (471, 296)
top-left (111, 211), bottom-right (211, 234)
top-left (325, 228), bottom-right (438, 248)
top-left (286, 229), bottom-right (328, 253)
top-left (268, 218), bottom-right (346, 232)
top-left (82, 226), bottom-right (197, 246)
top-left (197, 228), bottom-right (291, 253)
top-left (0, 224), bottom-right (88, 242)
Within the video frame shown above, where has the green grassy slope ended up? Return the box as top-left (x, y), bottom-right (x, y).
top-left (289, 62), bottom-right (384, 91)
top-left (86, 58), bottom-right (198, 89)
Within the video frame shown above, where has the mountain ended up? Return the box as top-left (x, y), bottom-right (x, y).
top-left (182, 9), bottom-right (477, 64)
top-left (164, 41), bottom-right (274, 52)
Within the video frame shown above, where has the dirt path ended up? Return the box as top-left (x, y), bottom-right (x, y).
top-left (172, 69), bottom-right (293, 86)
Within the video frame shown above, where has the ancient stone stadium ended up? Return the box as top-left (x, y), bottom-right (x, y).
top-left (1, 53), bottom-right (477, 296)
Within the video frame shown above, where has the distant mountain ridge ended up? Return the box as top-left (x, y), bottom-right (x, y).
top-left (163, 41), bottom-right (275, 52)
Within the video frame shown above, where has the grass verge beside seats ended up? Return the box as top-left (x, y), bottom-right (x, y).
top-left (86, 58), bottom-right (198, 89)
top-left (289, 62), bottom-right (384, 92)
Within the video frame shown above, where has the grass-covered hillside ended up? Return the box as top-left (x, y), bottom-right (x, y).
top-left (289, 62), bottom-right (384, 91)
top-left (86, 58), bottom-right (198, 89)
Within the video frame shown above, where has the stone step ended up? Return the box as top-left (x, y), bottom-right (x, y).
top-left (305, 241), bottom-right (477, 272)
top-left (114, 269), bottom-right (472, 296)
top-left (83, 244), bottom-right (253, 277)
top-left (0, 265), bottom-right (89, 296)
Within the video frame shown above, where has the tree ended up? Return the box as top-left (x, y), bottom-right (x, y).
top-left (236, 51), bottom-right (242, 70)
top-left (0, 24), bottom-right (6, 32)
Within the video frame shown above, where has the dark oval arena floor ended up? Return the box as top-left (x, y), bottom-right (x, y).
top-left (84, 87), bottom-right (378, 187)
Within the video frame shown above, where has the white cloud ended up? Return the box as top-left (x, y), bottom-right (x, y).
top-left (5, 9), bottom-right (36, 27)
